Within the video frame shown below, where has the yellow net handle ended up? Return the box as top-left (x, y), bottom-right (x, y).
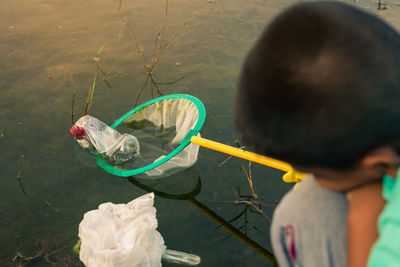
top-left (190, 136), bottom-right (307, 183)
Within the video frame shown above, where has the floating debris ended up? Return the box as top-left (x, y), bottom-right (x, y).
top-left (175, 62), bottom-right (181, 66)
top-left (378, 0), bottom-right (389, 9)
top-left (73, 239), bottom-right (81, 254)
top-left (0, 130), bottom-right (4, 139)
top-left (45, 200), bottom-right (60, 212)
top-left (208, 0), bottom-right (215, 3)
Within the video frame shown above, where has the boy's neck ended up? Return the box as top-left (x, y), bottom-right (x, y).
top-left (301, 166), bottom-right (385, 192)
top-left (314, 176), bottom-right (380, 192)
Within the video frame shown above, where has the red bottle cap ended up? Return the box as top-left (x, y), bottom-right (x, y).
top-left (70, 125), bottom-right (85, 139)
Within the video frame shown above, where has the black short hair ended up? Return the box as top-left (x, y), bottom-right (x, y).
top-left (235, 1), bottom-right (400, 169)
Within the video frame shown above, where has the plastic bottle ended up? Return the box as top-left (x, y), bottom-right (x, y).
top-left (71, 115), bottom-right (140, 163)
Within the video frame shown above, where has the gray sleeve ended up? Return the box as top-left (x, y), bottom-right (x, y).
top-left (270, 177), bottom-right (348, 267)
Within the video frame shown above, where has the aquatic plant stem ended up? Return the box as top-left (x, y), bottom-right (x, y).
top-left (16, 154), bottom-right (26, 194)
top-left (153, 0), bottom-right (168, 59)
top-left (71, 92), bottom-right (76, 125)
top-left (84, 75), bottom-right (97, 115)
top-left (123, 0), bottom-right (190, 105)
top-left (123, 20), bottom-right (146, 66)
top-left (156, 76), bottom-right (184, 85)
top-left (134, 73), bottom-right (150, 107)
top-left (240, 162), bottom-right (257, 200)
top-left (94, 45), bottom-right (113, 90)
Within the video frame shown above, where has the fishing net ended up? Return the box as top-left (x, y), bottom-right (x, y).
top-left (72, 94), bottom-right (307, 183)
top-left (91, 94), bottom-right (206, 179)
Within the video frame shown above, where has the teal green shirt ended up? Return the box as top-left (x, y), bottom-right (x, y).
top-left (368, 172), bottom-right (400, 267)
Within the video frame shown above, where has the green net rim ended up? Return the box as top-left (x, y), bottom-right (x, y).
top-left (96, 94), bottom-right (206, 177)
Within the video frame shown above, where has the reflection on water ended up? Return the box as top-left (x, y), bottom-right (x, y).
top-left (129, 173), bottom-right (277, 265)
top-left (1, 0), bottom-right (400, 266)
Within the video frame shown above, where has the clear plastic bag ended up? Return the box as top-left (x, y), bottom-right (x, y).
top-left (71, 115), bottom-right (140, 164)
top-left (78, 193), bottom-right (165, 267)
top-left (78, 193), bottom-right (201, 267)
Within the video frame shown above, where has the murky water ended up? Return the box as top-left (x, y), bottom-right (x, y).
top-left (1, 0), bottom-right (400, 266)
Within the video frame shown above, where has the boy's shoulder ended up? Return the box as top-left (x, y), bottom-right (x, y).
top-left (270, 176), bottom-right (348, 267)
top-left (278, 176), bottom-right (347, 211)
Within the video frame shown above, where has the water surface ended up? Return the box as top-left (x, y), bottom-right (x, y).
top-left (1, 0), bottom-right (400, 266)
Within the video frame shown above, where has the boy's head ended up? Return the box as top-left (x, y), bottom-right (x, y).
top-left (235, 2), bottom-right (400, 175)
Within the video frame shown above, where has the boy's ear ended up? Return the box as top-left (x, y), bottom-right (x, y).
top-left (361, 146), bottom-right (400, 168)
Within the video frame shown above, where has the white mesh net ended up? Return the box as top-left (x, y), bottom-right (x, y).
top-left (116, 98), bottom-right (201, 178)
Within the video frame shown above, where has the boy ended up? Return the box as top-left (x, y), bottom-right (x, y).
top-left (235, 2), bottom-right (400, 266)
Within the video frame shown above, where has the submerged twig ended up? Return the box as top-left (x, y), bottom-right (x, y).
top-left (16, 154), bottom-right (25, 194)
top-left (123, 20), bottom-right (146, 66)
top-left (218, 155), bottom-right (233, 167)
top-left (240, 162), bottom-right (257, 200)
top-left (155, 76), bottom-right (184, 85)
top-left (234, 200), bottom-right (272, 221)
top-left (218, 146), bottom-right (246, 167)
top-left (10, 238), bottom-right (82, 266)
top-left (79, 46), bottom-right (111, 118)
top-left (71, 91), bottom-right (76, 125)
top-left (213, 199), bottom-right (276, 207)
top-left (68, 74), bottom-right (79, 125)
top-left (94, 46), bottom-right (113, 90)
top-left (215, 161), bottom-right (273, 239)
top-left (134, 73), bottom-right (151, 107)
top-left (123, 0), bottom-right (190, 106)
top-left (218, 137), bottom-right (246, 167)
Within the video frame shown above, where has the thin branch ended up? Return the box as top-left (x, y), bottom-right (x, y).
top-left (71, 92), bottom-right (76, 125)
top-left (16, 154), bottom-right (25, 194)
top-left (159, 0), bottom-right (168, 50)
top-left (150, 81), bottom-right (154, 99)
top-left (134, 73), bottom-right (151, 107)
top-left (218, 155), bottom-right (233, 167)
top-left (125, 1), bottom-right (191, 103)
top-left (154, 76), bottom-right (184, 85)
top-left (123, 19), bottom-right (146, 66)
top-left (153, 20), bottom-right (187, 67)
top-left (149, 73), bottom-right (163, 96)
top-left (152, 0), bottom-right (168, 59)
top-left (240, 162), bottom-right (257, 200)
